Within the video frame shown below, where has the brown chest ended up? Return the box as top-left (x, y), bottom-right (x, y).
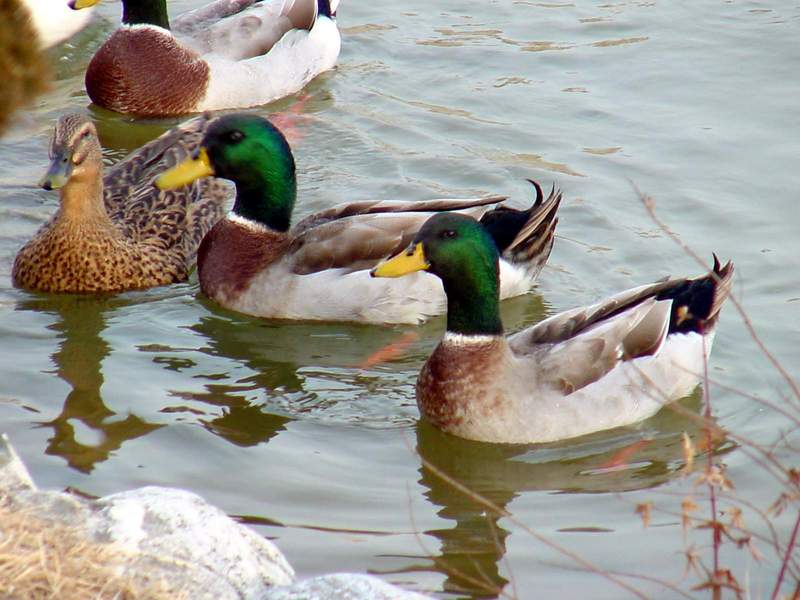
top-left (86, 28), bottom-right (210, 117)
top-left (198, 221), bottom-right (288, 301)
top-left (416, 339), bottom-right (509, 432)
top-left (12, 224), bottom-right (185, 293)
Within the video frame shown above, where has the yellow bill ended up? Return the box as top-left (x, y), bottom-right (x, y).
top-left (371, 242), bottom-right (429, 278)
top-left (70, 0), bottom-right (101, 9)
top-left (156, 148), bottom-right (214, 190)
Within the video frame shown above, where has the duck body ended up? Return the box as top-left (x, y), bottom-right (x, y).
top-left (157, 114), bottom-right (561, 324)
top-left (13, 114), bottom-right (228, 294)
top-left (82, 0), bottom-right (340, 117)
top-left (372, 213), bottom-right (734, 444)
top-left (199, 196), bottom-right (556, 323)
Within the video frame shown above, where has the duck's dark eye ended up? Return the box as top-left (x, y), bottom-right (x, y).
top-left (440, 229), bottom-right (457, 239)
top-left (226, 130), bottom-right (244, 144)
top-left (82, 130), bottom-right (91, 139)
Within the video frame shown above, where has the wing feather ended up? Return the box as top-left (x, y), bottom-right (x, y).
top-left (288, 196), bottom-right (508, 275)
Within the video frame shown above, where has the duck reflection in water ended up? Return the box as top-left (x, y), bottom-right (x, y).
top-left (18, 296), bottom-right (162, 473)
top-left (393, 392), bottom-right (731, 598)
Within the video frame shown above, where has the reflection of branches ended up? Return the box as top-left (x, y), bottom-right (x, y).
top-left (416, 452), bottom-right (650, 599)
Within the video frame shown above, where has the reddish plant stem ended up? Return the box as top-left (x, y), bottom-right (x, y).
top-left (771, 509), bottom-right (800, 600)
top-left (702, 336), bottom-right (721, 596)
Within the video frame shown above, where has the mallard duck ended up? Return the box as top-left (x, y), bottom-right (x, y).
top-left (156, 113), bottom-right (561, 324)
top-left (70, 0), bottom-right (340, 117)
top-left (12, 113), bottom-right (229, 293)
top-left (372, 212), bottom-right (734, 444)
top-left (21, 0), bottom-right (94, 48)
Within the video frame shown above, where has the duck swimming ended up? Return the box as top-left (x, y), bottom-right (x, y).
top-left (372, 212), bottom-right (733, 444)
top-left (71, 0), bottom-right (340, 116)
top-left (156, 113), bottom-right (561, 324)
top-left (13, 113), bottom-right (228, 293)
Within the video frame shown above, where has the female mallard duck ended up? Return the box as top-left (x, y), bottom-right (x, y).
top-left (21, 0), bottom-right (94, 48)
top-left (156, 113), bottom-right (561, 324)
top-left (70, 0), bottom-right (340, 117)
top-left (372, 212), bottom-right (734, 444)
top-left (12, 113), bottom-right (228, 293)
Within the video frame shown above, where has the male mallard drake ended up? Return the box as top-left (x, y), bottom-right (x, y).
top-left (21, 0), bottom-right (94, 48)
top-left (12, 113), bottom-right (228, 293)
top-left (372, 213), bottom-right (734, 444)
top-left (156, 113), bottom-right (561, 324)
top-left (71, 0), bottom-right (340, 117)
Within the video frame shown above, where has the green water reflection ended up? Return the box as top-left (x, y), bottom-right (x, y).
top-left (401, 395), bottom-right (731, 598)
top-left (17, 296), bottom-right (162, 472)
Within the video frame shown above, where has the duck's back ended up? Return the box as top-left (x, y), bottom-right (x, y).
top-left (103, 115), bottom-right (230, 270)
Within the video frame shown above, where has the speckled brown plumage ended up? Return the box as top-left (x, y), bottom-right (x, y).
top-left (85, 27), bottom-right (209, 117)
top-left (12, 114), bottom-right (228, 294)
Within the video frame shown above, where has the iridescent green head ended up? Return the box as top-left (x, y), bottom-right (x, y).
top-left (373, 212), bottom-right (503, 335)
top-left (158, 114), bottom-right (297, 232)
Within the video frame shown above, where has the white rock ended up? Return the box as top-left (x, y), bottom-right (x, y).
top-left (265, 573), bottom-right (433, 600)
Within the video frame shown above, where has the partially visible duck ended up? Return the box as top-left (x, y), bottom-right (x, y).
top-left (0, 0), bottom-right (49, 136)
top-left (156, 113), bottom-right (561, 324)
top-left (70, 0), bottom-right (340, 117)
top-left (13, 113), bottom-right (228, 293)
top-left (22, 0), bottom-right (94, 48)
top-left (372, 212), bottom-right (734, 444)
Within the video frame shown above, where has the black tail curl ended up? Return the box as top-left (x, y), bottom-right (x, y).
top-left (657, 254), bottom-right (734, 335)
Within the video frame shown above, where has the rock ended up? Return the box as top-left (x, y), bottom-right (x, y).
top-left (265, 573), bottom-right (433, 599)
top-left (0, 434), bottom-right (292, 599)
top-left (0, 434), bottom-right (432, 600)
top-left (92, 486), bottom-right (295, 594)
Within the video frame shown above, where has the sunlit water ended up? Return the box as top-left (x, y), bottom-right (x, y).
top-left (1, 1), bottom-right (798, 597)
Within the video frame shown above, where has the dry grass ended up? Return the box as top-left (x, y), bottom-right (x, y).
top-left (0, 498), bottom-right (181, 600)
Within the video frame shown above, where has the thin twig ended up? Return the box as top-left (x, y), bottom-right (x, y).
top-left (771, 509), bottom-right (800, 600)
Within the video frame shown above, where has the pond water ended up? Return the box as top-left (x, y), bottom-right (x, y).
top-left (1, 0), bottom-right (798, 597)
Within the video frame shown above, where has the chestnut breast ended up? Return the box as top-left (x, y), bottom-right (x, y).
top-left (86, 27), bottom-right (210, 117)
top-left (416, 336), bottom-right (510, 433)
top-left (198, 219), bottom-right (289, 302)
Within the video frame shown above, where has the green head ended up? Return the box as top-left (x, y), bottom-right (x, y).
top-left (372, 212), bottom-right (503, 335)
top-left (157, 114), bottom-right (297, 232)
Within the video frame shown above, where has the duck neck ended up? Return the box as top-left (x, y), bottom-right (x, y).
top-left (230, 166), bottom-right (296, 233)
top-left (57, 165), bottom-right (110, 227)
top-left (122, 0), bottom-right (170, 29)
top-left (440, 263), bottom-right (503, 337)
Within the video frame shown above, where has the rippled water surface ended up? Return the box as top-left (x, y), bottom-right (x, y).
top-left (1, 1), bottom-right (799, 597)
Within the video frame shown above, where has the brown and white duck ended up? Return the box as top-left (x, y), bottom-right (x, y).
top-left (71, 0), bottom-right (340, 116)
top-left (372, 212), bottom-right (734, 443)
top-left (156, 113), bottom-right (561, 324)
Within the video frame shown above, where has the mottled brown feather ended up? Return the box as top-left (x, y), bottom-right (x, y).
top-left (12, 114), bottom-right (228, 294)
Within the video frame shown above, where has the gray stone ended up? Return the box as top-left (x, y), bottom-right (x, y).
top-left (0, 434), bottom-right (431, 600)
top-left (265, 573), bottom-right (433, 600)
top-left (92, 486), bottom-right (294, 593)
